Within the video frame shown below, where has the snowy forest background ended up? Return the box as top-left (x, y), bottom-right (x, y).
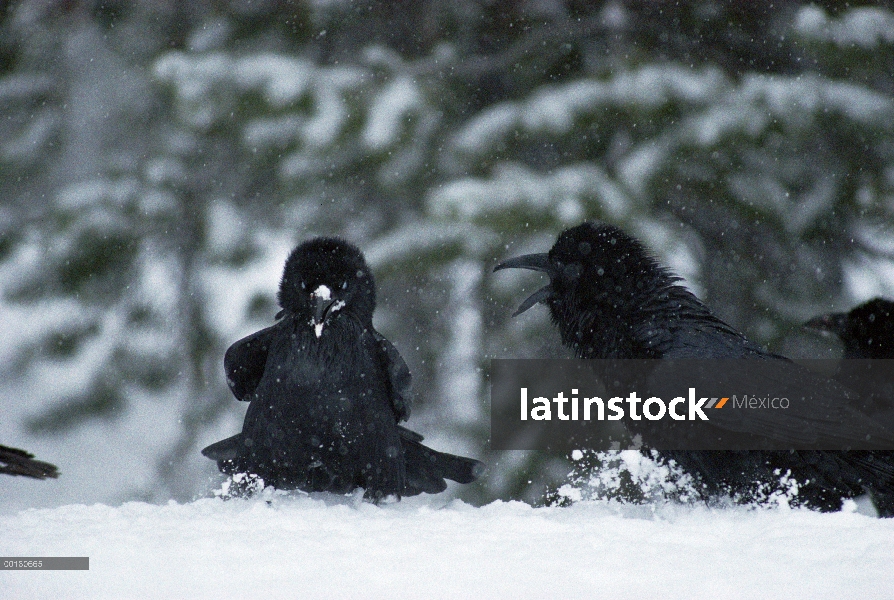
top-left (2, 0), bottom-right (894, 512)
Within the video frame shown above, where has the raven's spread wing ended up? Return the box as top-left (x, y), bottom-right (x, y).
top-left (372, 330), bottom-right (412, 422)
top-left (0, 444), bottom-right (59, 479)
top-left (224, 325), bottom-right (279, 401)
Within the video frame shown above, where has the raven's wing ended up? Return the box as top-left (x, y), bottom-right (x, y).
top-left (371, 329), bottom-right (412, 422)
top-left (396, 425), bottom-right (424, 442)
top-left (654, 326), bottom-right (894, 448)
top-left (224, 325), bottom-right (279, 401)
top-left (0, 444), bottom-right (59, 479)
top-left (658, 319), bottom-right (772, 360)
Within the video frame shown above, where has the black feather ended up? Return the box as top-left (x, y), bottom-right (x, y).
top-left (0, 444), bottom-right (59, 479)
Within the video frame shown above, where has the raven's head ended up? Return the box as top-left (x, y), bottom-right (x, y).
top-left (805, 297), bottom-right (894, 359)
top-left (277, 237), bottom-right (375, 336)
top-left (495, 222), bottom-right (670, 315)
top-left (494, 222), bottom-right (689, 357)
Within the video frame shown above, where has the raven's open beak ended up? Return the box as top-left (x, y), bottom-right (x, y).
top-left (493, 252), bottom-right (555, 317)
top-left (804, 312), bottom-right (847, 335)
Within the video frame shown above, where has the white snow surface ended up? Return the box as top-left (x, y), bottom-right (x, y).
top-left (2, 495), bottom-right (892, 599)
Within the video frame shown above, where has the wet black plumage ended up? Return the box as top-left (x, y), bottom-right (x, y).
top-left (203, 237), bottom-right (483, 500)
top-left (0, 444), bottom-right (59, 479)
top-left (495, 222), bottom-right (894, 516)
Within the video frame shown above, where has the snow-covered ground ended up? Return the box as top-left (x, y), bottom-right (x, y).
top-left (2, 494), bottom-right (892, 599)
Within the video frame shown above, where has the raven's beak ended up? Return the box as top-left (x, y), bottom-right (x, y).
top-left (510, 284), bottom-right (554, 317)
top-left (312, 295), bottom-right (339, 326)
top-left (493, 253), bottom-right (553, 274)
top-left (309, 285), bottom-right (347, 337)
top-left (804, 312), bottom-right (848, 335)
top-left (493, 252), bottom-right (555, 316)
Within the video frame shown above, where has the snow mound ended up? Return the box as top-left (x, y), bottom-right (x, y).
top-left (2, 494), bottom-right (892, 599)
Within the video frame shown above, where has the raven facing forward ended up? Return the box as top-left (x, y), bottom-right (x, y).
top-left (202, 238), bottom-right (483, 500)
top-left (0, 444), bottom-right (59, 479)
top-left (495, 222), bottom-right (894, 515)
top-left (805, 297), bottom-right (894, 359)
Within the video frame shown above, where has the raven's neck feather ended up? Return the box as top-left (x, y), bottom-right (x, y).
top-left (559, 259), bottom-right (738, 359)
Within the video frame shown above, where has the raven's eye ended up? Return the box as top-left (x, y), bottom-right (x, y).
top-left (341, 281), bottom-right (348, 290)
top-left (300, 281), bottom-right (306, 289)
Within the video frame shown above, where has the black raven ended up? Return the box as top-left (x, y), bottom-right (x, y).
top-left (495, 222), bottom-right (894, 515)
top-left (805, 297), bottom-right (894, 359)
top-left (0, 444), bottom-right (59, 479)
top-left (202, 237), bottom-right (483, 500)
top-left (805, 297), bottom-right (894, 418)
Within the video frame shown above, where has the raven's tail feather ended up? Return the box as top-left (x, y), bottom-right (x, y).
top-left (0, 444), bottom-right (59, 479)
top-left (398, 429), bottom-right (485, 496)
